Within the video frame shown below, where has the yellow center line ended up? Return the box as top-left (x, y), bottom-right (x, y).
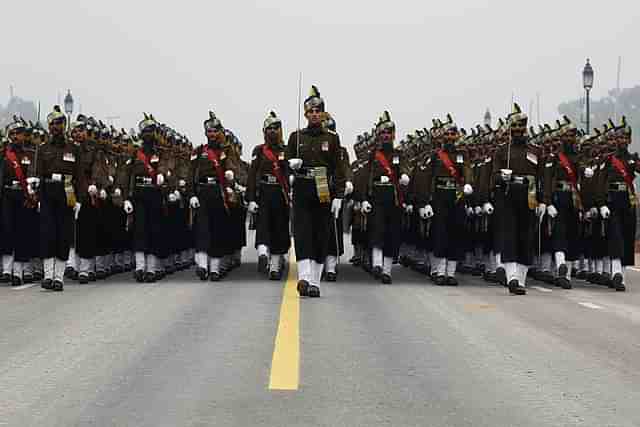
top-left (268, 250), bottom-right (300, 391)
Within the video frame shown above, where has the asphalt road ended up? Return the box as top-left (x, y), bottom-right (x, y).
top-left (1, 237), bottom-right (640, 427)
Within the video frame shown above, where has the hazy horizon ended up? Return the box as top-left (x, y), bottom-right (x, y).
top-left (2, 0), bottom-right (638, 153)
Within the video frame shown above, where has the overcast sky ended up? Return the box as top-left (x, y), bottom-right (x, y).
top-left (2, 0), bottom-right (638, 154)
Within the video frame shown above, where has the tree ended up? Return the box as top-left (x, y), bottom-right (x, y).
top-left (558, 85), bottom-right (640, 152)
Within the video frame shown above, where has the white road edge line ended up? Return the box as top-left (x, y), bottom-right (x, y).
top-left (578, 302), bottom-right (604, 310)
top-left (11, 283), bottom-right (39, 291)
top-left (532, 286), bottom-right (553, 293)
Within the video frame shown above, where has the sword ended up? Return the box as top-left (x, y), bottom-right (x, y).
top-left (334, 214), bottom-right (341, 267)
top-left (296, 72), bottom-right (302, 159)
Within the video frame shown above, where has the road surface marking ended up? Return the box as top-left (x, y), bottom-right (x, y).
top-left (532, 286), bottom-right (553, 293)
top-left (11, 283), bottom-right (39, 291)
top-left (579, 302), bottom-right (604, 310)
top-left (269, 250), bottom-right (300, 391)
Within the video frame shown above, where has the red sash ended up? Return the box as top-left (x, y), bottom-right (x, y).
top-left (611, 155), bottom-right (636, 195)
top-left (261, 144), bottom-right (290, 205)
top-left (374, 150), bottom-right (403, 205)
top-left (5, 148), bottom-right (28, 193)
top-left (558, 152), bottom-right (583, 209)
top-left (206, 147), bottom-right (229, 210)
top-left (436, 149), bottom-right (464, 185)
top-left (137, 149), bottom-right (157, 181)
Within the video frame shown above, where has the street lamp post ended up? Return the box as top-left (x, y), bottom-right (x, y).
top-left (582, 59), bottom-right (594, 135)
top-left (64, 89), bottom-right (74, 133)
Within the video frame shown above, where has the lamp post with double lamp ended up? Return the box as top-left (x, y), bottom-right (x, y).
top-left (582, 59), bottom-right (594, 135)
top-left (64, 89), bottom-right (74, 133)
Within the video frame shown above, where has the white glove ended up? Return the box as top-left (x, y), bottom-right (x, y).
top-left (380, 175), bottom-right (390, 184)
top-left (124, 200), bottom-right (134, 214)
top-left (168, 193), bottom-right (177, 203)
top-left (225, 170), bottom-right (235, 181)
top-left (584, 167), bottom-right (594, 178)
top-left (156, 173), bottom-right (165, 186)
top-left (400, 174), bottom-right (410, 186)
top-left (500, 168), bottom-right (513, 182)
top-left (463, 184), bottom-right (474, 196)
top-left (288, 158), bottom-right (303, 170)
top-left (226, 187), bottom-right (234, 194)
top-left (74, 202), bottom-right (81, 220)
top-left (483, 202), bottom-right (494, 215)
top-left (405, 204), bottom-right (414, 214)
top-left (173, 190), bottom-right (181, 201)
top-left (179, 179), bottom-right (186, 188)
top-left (424, 204), bottom-right (434, 218)
top-left (547, 205), bottom-right (558, 218)
top-left (474, 206), bottom-right (482, 216)
top-left (419, 207), bottom-right (427, 219)
top-left (466, 206), bottom-right (474, 216)
top-left (234, 184), bottom-right (246, 193)
top-left (88, 184), bottom-right (98, 195)
top-left (361, 201), bottom-right (373, 214)
top-left (590, 207), bottom-right (598, 218)
top-left (108, 175), bottom-right (114, 184)
top-left (331, 198), bottom-right (342, 218)
top-left (99, 189), bottom-right (107, 200)
top-left (600, 206), bottom-right (611, 219)
top-left (248, 201), bottom-right (259, 214)
top-left (27, 184), bottom-right (35, 195)
top-left (190, 196), bottom-right (200, 209)
top-left (114, 188), bottom-right (122, 197)
top-left (26, 177), bottom-right (40, 187)
top-left (289, 175), bottom-right (295, 186)
top-left (345, 181), bottom-right (354, 196)
top-left (536, 203), bottom-right (546, 218)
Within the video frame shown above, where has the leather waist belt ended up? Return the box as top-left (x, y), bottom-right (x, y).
top-left (296, 166), bottom-right (327, 179)
top-left (556, 181), bottom-right (572, 192)
top-left (199, 176), bottom-right (220, 185)
top-left (135, 176), bottom-right (154, 186)
top-left (436, 176), bottom-right (457, 190)
top-left (261, 174), bottom-right (279, 185)
top-left (609, 182), bottom-right (628, 192)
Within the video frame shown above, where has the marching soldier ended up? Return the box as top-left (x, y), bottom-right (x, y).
top-left (323, 113), bottom-right (351, 282)
top-left (543, 118), bottom-right (582, 289)
top-left (37, 106), bottom-right (80, 291)
top-left (190, 112), bottom-right (240, 281)
top-left (595, 117), bottom-right (637, 291)
top-left (417, 115), bottom-right (474, 286)
top-left (72, 115), bottom-right (100, 284)
top-left (490, 104), bottom-right (541, 295)
top-left (0, 117), bottom-right (39, 286)
top-left (246, 111), bottom-right (291, 280)
top-left (361, 112), bottom-right (410, 284)
top-left (287, 86), bottom-right (346, 297)
top-left (124, 114), bottom-right (166, 283)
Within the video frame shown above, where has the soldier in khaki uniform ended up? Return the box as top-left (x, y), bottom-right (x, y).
top-left (594, 117), bottom-right (637, 291)
top-left (489, 105), bottom-right (544, 295)
top-left (287, 86), bottom-right (346, 298)
top-left (123, 114), bottom-right (167, 283)
top-left (189, 112), bottom-right (240, 281)
top-left (323, 113), bottom-right (352, 282)
top-left (417, 116), bottom-right (474, 286)
top-left (360, 112), bottom-right (410, 284)
top-left (246, 112), bottom-right (291, 280)
top-left (0, 117), bottom-right (39, 286)
top-left (37, 106), bottom-right (81, 291)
